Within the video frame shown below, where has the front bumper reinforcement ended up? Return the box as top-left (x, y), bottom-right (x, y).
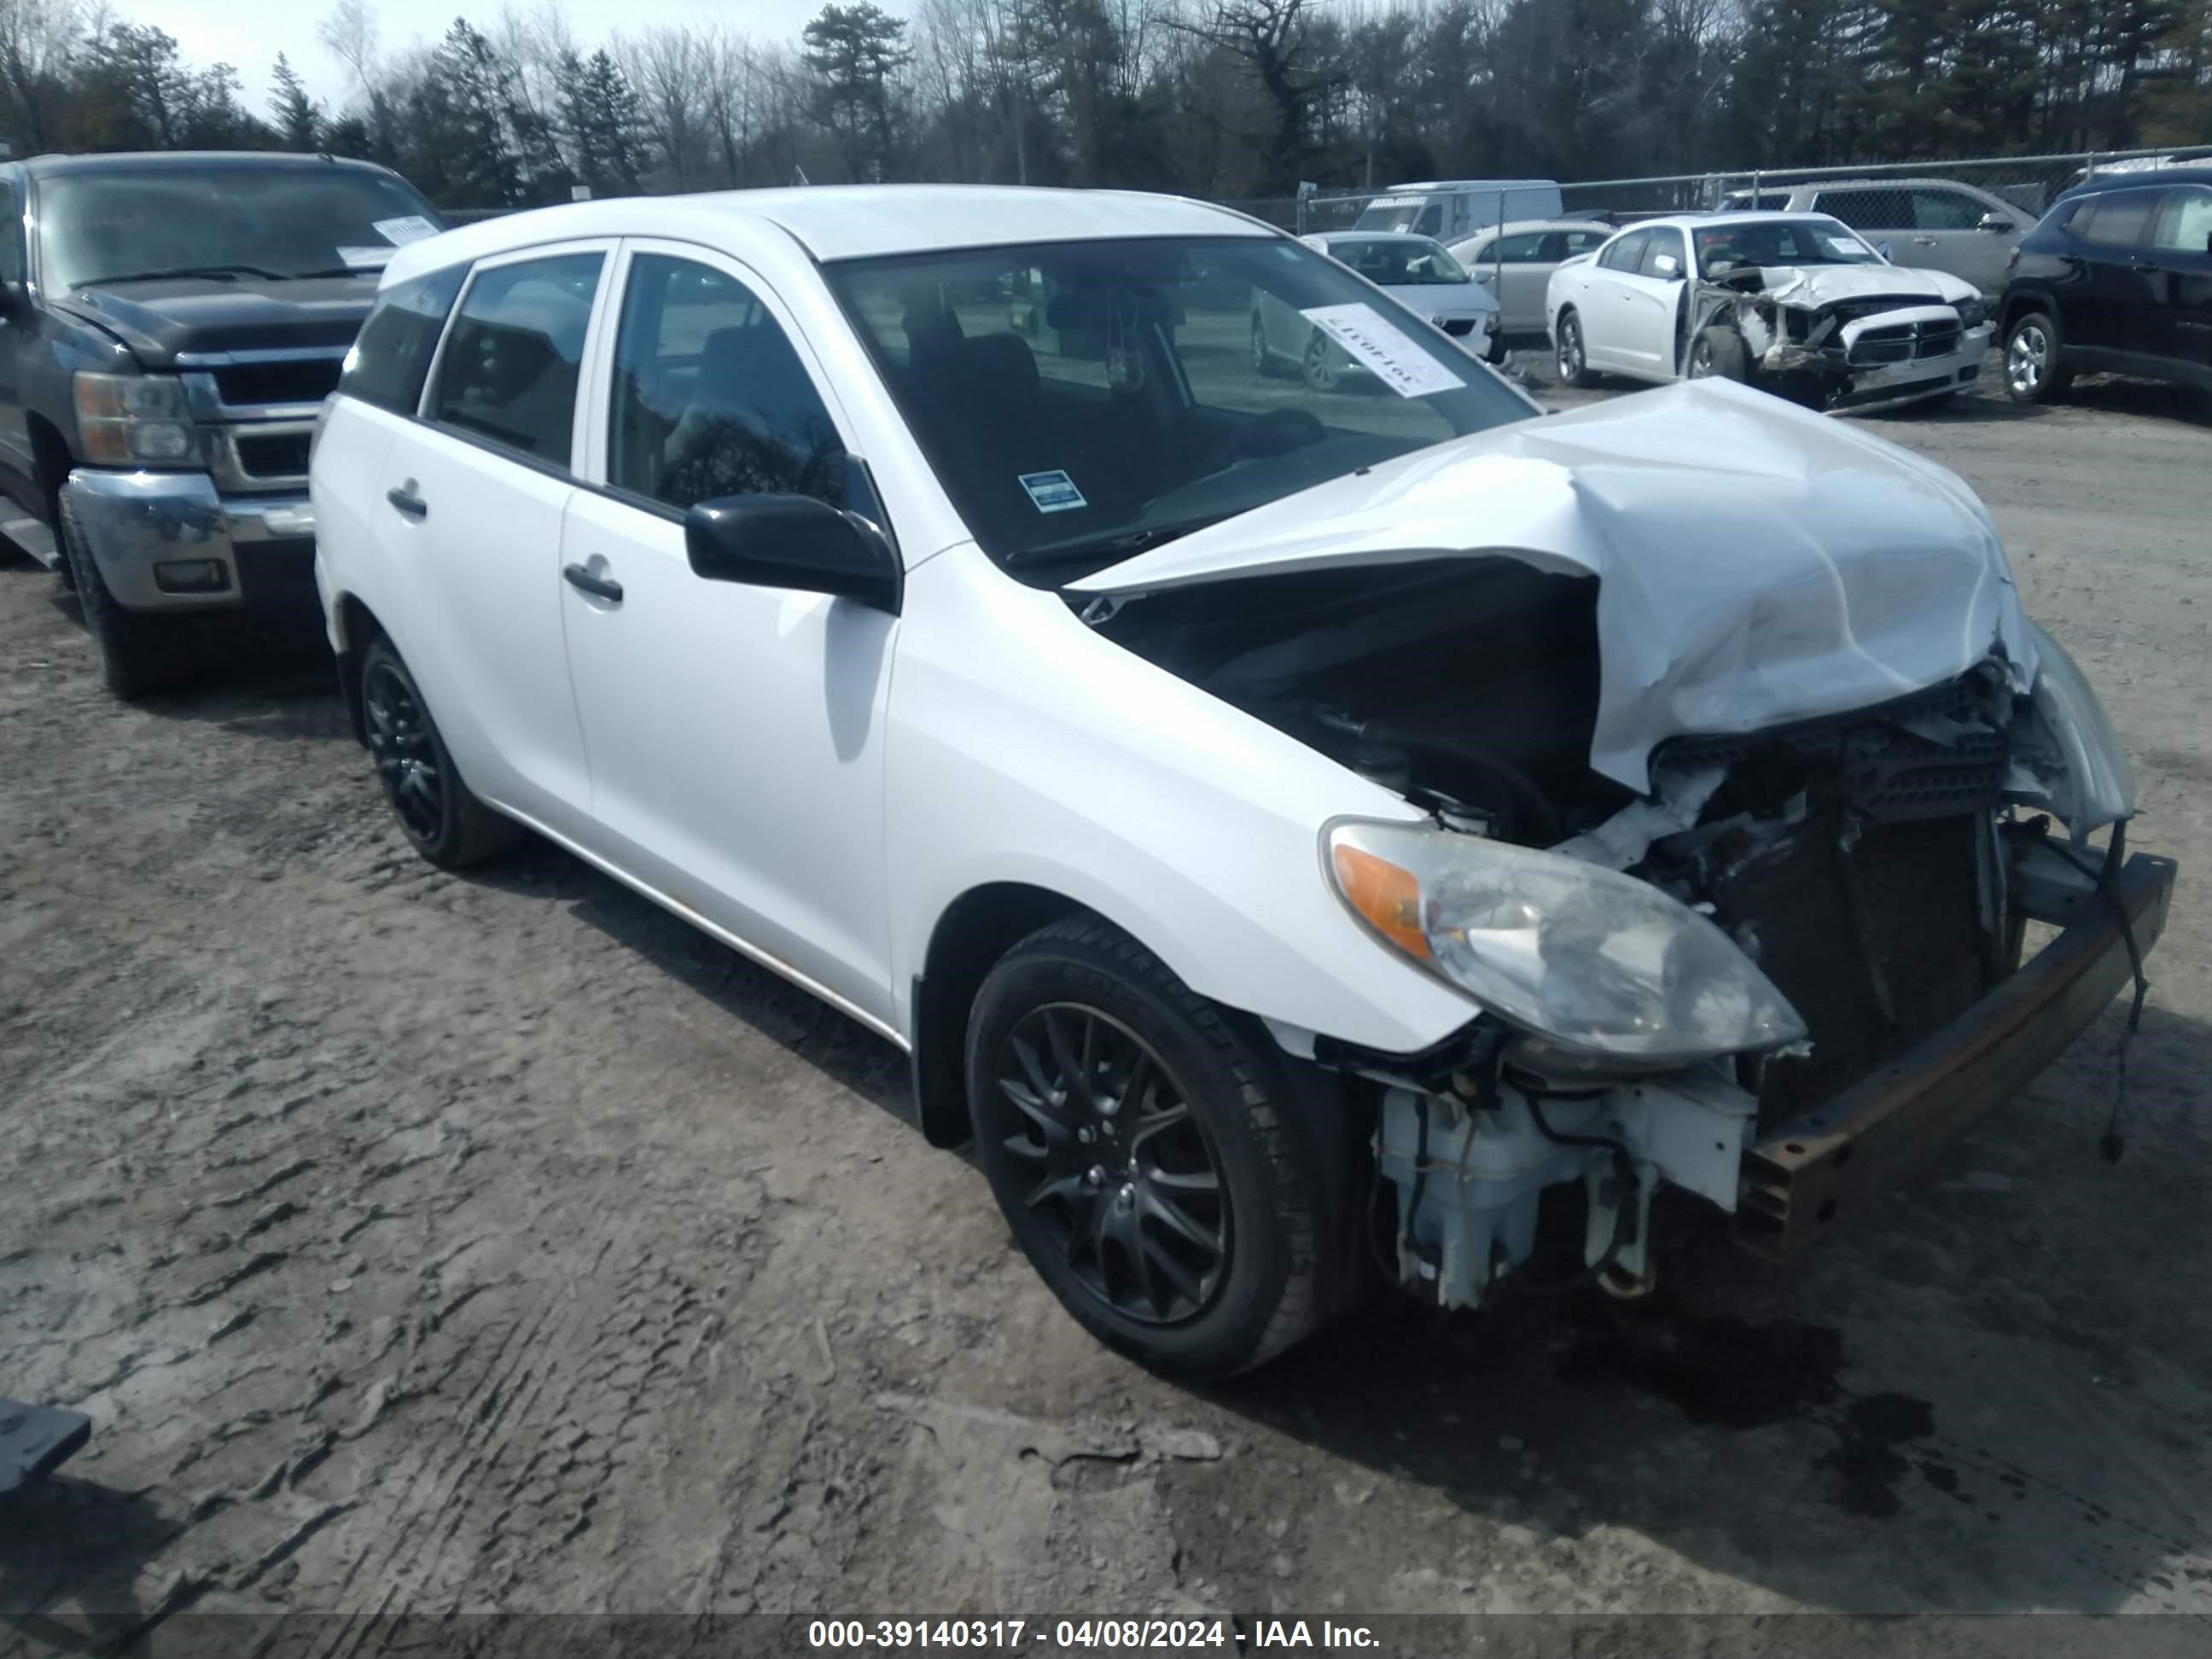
top-left (1735, 849), bottom-right (2177, 1261)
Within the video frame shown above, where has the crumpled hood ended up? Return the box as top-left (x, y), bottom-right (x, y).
top-left (1070, 378), bottom-right (2034, 792)
top-left (1749, 263), bottom-right (1976, 309)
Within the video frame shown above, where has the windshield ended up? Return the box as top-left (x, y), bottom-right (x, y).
top-left (1322, 237), bottom-right (1470, 285)
top-left (826, 235), bottom-right (1533, 580)
top-left (1694, 217), bottom-right (1882, 277)
top-left (39, 167), bottom-right (443, 290)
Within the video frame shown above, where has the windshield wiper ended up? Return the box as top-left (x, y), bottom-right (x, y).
top-left (75, 264), bottom-right (289, 287)
top-left (289, 265), bottom-right (381, 280)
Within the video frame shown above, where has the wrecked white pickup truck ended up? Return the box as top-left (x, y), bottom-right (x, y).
top-left (1548, 212), bottom-right (1991, 413)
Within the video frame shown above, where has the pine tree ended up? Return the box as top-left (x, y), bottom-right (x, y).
top-left (271, 53), bottom-right (322, 152)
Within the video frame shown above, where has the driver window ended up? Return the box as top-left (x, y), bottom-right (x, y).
top-left (1598, 230), bottom-right (1650, 272)
top-left (606, 253), bottom-right (844, 513)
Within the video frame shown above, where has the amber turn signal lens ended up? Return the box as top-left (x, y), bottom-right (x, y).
top-left (1330, 843), bottom-right (1429, 960)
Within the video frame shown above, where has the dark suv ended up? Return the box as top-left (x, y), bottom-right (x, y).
top-left (0, 151), bottom-right (442, 697)
top-left (1998, 168), bottom-right (2212, 405)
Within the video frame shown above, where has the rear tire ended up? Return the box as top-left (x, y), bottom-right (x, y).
top-left (1554, 311), bottom-right (1599, 387)
top-left (57, 489), bottom-right (201, 700)
top-left (964, 917), bottom-right (1342, 1379)
top-left (2004, 309), bottom-right (2070, 404)
top-left (1687, 325), bottom-right (1750, 382)
top-left (358, 636), bottom-right (522, 869)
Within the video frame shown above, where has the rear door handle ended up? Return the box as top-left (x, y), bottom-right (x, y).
top-left (385, 485), bottom-right (428, 519)
top-left (563, 562), bottom-right (623, 603)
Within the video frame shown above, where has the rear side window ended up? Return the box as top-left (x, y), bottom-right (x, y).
top-left (1598, 229), bottom-right (1650, 271)
top-left (431, 252), bottom-right (604, 469)
top-left (340, 265), bottom-right (465, 416)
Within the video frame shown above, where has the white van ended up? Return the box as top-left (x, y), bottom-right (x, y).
top-left (1351, 180), bottom-right (1564, 242)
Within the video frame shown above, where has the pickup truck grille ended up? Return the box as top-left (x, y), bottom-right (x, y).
top-left (234, 431), bottom-right (313, 480)
top-left (211, 358), bottom-right (343, 408)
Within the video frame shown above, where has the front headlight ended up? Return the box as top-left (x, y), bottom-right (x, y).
top-left (73, 371), bottom-right (195, 466)
top-left (1955, 298), bottom-right (1986, 330)
top-left (1325, 819), bottom-right (1806, 1066)
top-left (2006, 620), bottom-right (2134, 838)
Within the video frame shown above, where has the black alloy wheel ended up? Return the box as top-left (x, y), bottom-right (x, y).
top-left (987, 1002), bottom-right (1228, 1324)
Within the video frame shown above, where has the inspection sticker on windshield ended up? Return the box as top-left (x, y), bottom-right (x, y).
top-left (1018, 470), bottom-right (1087, 514)
top-left (371, 215), bottom-right (440, 247)
top-left (335, 245), bottom-right (394, 270)
top-left (1300, 304), bottom-right (1465, 398)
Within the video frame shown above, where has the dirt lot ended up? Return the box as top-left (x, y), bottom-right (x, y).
top-left (3, 371), bottom-right (2209, 1647)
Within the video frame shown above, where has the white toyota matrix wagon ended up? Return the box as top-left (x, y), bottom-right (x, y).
top-left (311, 186), bottom-right (2173, 1378)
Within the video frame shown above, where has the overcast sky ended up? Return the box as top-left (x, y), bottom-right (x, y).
top-left (168, 0), bottom-right (893, 112)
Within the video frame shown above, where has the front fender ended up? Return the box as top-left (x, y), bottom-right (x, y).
top-left (884, 544), bottom-right (1479, 1056)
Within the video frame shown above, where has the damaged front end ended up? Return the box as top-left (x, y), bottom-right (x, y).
top-left (1089, 567), bottom-right (2167, 1313)
top-left (1700, 266), bottom-right (1991, 414)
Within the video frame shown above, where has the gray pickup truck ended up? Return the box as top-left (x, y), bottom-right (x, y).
top-left (0, 150), bottom-right (442, 697)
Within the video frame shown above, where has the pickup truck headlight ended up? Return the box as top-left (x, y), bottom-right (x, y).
top-left (1324, 819), bottom-right (1807, 1067)
top-left (1954, 297), bottom-right (1987, 330)
top-left (73, 372), bottom-right (196, 466)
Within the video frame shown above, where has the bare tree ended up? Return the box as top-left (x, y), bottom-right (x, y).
top-left (0, 0), bottom-right (84, 152)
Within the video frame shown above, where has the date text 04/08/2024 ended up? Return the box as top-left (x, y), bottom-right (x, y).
top-left (805, 1627), bottom-right (1371, 1654)
top-left (806, 1619), bottom-right (1383, 1650)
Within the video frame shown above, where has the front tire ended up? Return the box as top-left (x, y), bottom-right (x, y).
top-left (57, 490), bottom-right (201, 700)
top-left (964, 918), bottom-right (1337, 1379)
top-left (2005, 309), bottom-right (2070, 404)
top-left (1554, 311), bottom-right (1599, 387)
top-left (358, 637), bottom-right (521, 869)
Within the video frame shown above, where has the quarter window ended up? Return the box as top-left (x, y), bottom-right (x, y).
top-left (341, 265), bottom-right (466, 416)
top-left (606, 253), bottom-right (845, 513)
top-left (430, 251), bottom-right (603, 469)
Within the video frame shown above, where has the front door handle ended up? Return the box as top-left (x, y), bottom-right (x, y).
top-left (1911, 236), bottom-right (1938, 246)
top-left (563, 562), bottom-right (623, 603)
top-left (385, 485), bottom-right (428, 519)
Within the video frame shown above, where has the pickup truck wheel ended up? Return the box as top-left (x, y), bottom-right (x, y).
top-left (1554, 311), bottom-right (1599, 387)
top-left (2004, 310), bottom-right (2071, 404)
top-left (57, 490), bottom-right (199, 700)
top-left (1688, 326), bottom-right (1750, 381)
top-left (965, 917), bottom-right (1332, 1379)
top-left (358, 637), bottom-right (522, 869)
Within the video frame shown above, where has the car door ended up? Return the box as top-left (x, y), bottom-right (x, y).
top-left (1480, 230), bottom-right (1548, 335)
top-left (2058, 189), bottom-right (2163, 356)
top-left (2144, 186), bottom-right (2212, 378)
top-left (380, 241), bottom-right (610, 838)
top-left (1898, 186), bottom-right (2018, 294)
top-left (558, 239), bottom-right (898, 1028)
top-left (1608, 227), bottom-right (1688, 378)
top-left (1574, 229), bottom-right (1650, 370)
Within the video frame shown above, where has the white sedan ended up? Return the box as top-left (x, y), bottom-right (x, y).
top-left (311, 186), bottom-right (2162, 1378)
top-left (1545, 212), bottom-right (1993, 413)
top-left (1254, 231), bottom-right (1501, 384)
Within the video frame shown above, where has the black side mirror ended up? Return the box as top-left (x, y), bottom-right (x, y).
top-left (684, 493), bottom-right (902, 614)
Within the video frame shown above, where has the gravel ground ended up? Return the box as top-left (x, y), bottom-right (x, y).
top-left (2, 371), bottom-right (2209, 1648)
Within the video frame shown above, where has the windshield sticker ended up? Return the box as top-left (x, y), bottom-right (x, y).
top-left (1018, 470), bottom-right (1087, 514)
top-left (371, 215), bottom-right (440, 247)
top-left (1826, 236), bottom-right (1867, 256)
top-left (1300, 304), bottom-right (1467, 398)
top-left (335, 245), bottom-right (394, 271)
